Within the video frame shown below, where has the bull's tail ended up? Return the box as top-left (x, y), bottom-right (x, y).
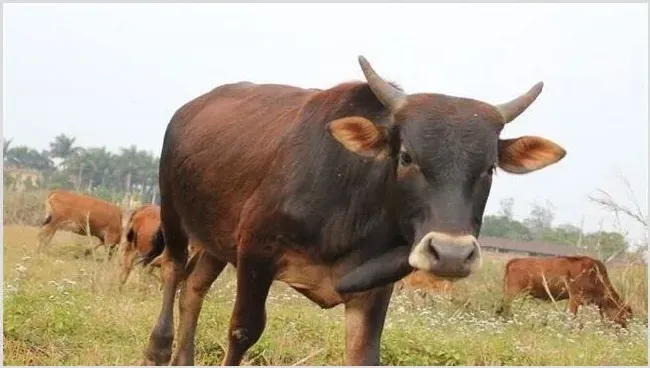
top-left (41, 193), bottom-right (56, 226)
top-left (137, 226), bottom-right (165, 267)
top-left (42, 214), bottom-right (52, 226)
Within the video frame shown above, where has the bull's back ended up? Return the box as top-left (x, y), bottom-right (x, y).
top-left (505, 257), bottom-right (585, 300)
top-left (161, 83), bottom-right (318, 246)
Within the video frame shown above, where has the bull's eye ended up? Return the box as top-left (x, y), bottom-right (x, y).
top-left (399, 151), bottom-right (413, 166)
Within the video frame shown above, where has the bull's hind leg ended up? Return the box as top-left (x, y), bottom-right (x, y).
top-left (171, 250), bottom-right (227, 366)
top-left (143, 208), bottom-right (189, 366)
top-left (344, 285), bottom-right (394, 365)
top-left (36, 211), bottom-right (55, 252)
top-left (36, 223), bottom-right (58, 253)
top-left (221, 245), bottom-right (276, 366)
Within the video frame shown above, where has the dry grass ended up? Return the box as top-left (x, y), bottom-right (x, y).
top-left (2, 224), bottom-right (647, 366)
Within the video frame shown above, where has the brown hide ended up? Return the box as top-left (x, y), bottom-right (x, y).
top-left (119, 204), bottom-right (200, 286)
top-left (396, 270), bottom-right (454, 294)
top-left (500, 256), bottom-right (632, 327)
top-left (37, 190), bottom-right (123, 255)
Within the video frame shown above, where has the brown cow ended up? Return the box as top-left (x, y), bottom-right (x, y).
top-left (37, 189), bottom-right (123, 259)
top-left (140, 56), bottom-right (566, 365)
top-left (120, 204), bottom-right (200, 288)
top-left (497, 256), bottom-right (633, 327)
top-left (396, 270), bottom-right (454, 295)
top-left (119, 204), bottom-right (163, 286)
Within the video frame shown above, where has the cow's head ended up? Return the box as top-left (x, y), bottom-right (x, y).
top-left (328, 56), bottom-right (566, 281)
top-left (602, 300), bottom-right (633, 328)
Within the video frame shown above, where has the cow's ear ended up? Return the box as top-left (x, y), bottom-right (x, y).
top-left (327, 116), bottom-right (389, 159)
top-left (498, 135), bottom-right (566, 174)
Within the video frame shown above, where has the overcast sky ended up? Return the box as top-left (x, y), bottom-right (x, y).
top-left (3, 3), bottom-right (648, 243)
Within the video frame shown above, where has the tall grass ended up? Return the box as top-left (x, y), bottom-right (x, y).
top-left (3, 224), bottom-right (647, 366)
top-left (3, 188), bottom-right (48, 226)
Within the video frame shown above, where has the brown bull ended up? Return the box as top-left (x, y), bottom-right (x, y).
top-left (37, 189), bottom-right (123, 259)
top-left (497, 256), bottom-right (633, 327)
top-left (141, 56), bottom-right (566, 365)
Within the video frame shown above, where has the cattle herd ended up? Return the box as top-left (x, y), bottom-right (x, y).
top-left (31, 56), bottom-right (634, 366)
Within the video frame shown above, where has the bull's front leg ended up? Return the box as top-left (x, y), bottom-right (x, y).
top-left (343, 284), bottom-right (394, 365)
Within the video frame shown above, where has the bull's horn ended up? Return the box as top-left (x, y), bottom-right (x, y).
top-left (496, 81), bottom-right (544, 124)
top-left (358, 55), bottom-right (407, 112)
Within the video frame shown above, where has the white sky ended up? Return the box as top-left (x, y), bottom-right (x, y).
top-left (3, 3), bottom-right (648, 243)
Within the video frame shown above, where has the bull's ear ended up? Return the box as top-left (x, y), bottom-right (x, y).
top-left (498, 135), bottom-right (566, 174)
top-left (327, 116), bottom-right (389, 159)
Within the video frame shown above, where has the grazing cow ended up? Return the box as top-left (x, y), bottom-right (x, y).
top-left (120, 204), bottom-right (201, 288)
top-left (141, 56), bottom-right (566, 366)
top-left (37, 189), bottom-right (123, 259)
top-left (396, 270), bottom-right (454, 295)
top-left (497, 256), bottom-right (633, 327)
top-left (119, 204), bottom-right (163, 286)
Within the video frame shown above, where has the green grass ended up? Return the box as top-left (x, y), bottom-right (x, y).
top-left (3, 225), bottom-right (648, 366)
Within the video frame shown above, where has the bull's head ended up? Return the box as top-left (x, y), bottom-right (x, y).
top-left (330, 56), bottom-right (566, 292)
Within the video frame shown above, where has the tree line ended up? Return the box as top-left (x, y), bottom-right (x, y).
top-left (481, 197), bottom-right (636, 260)
top-left (3, 134), bottom-right (159, 204)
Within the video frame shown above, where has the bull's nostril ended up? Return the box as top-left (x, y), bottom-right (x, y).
top-left (430, 245), bottom-right (440, 261)
top-left (466, 248), bottom-right (477, 262)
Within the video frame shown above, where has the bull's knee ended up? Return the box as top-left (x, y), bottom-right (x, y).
top-left (229, 327), bottom-right (256, 350)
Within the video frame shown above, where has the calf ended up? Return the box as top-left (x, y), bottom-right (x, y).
top-left (37, 189), bottom-right (123, 259)
top-left (497, 256), bottom-right (632, 327)
top-left (119, 204), bottom-right (164, 286)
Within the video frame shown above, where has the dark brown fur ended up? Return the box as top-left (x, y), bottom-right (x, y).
top-left (498, 256), bottom-right (633, 327)
top-left (141, 58), bottom-right (566, 366)
top-left (36, 189), bottom-right (122, 259)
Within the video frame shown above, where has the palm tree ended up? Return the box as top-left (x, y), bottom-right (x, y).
top-left (49, 134), bottom-right (82, 169)
top-left (3, 138), bottom-right (13, 158)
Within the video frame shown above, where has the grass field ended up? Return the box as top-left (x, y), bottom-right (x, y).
top-left (2, 224), bottom-right (648, 366)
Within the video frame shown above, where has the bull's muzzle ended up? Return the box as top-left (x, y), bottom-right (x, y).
top-left (408, 232), bottom-right (481, 278)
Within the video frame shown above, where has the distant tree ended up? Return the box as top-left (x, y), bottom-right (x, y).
top-left (481, 215), bottom-right (533, 241)
top-left (524, 200), bottom-right (556, 239)
top-left (588, 174), bottom-right (647, 262)
top-left (540, 223), bottom-right (582, 246)
top-left (48, 134), bottom-right (79, 159)
top-left (583, 230), bottom-right (629, 259)
top-left (3, 138), bottom-right (13, 158)
top-left (497, 197), bottom-right (515, 220)
top-left (4, 146), bottom-right (53, 171)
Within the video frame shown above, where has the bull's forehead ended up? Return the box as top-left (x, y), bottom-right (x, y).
top-left (396, 93), bottom-right (505, 126)
top-left (396, 94), bottom-right (500, 176)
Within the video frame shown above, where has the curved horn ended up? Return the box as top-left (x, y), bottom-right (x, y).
top-left (496, 81), bottom-right (544, 124)
top-left (358, 55), bottom-right (407, 112)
